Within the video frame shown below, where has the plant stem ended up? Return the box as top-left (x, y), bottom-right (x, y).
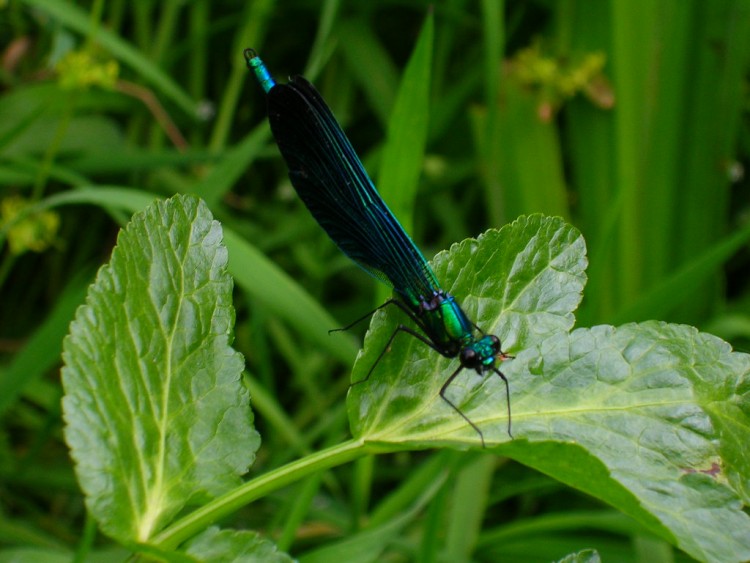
top-left (150, 438), bottom-right (371, 549)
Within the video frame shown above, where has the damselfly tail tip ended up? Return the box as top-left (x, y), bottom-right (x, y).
top-left (244, 48), bottom-right (276, 93)
top-left (243, 48), bottom-right (258, 64)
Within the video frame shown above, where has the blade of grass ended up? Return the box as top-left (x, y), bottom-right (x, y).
top-left (374, 13), bottom-right (433, 303)
top-left (209, 0), bottom-right (273, 151)
top-left (338, 20), bottom-right (399, 126)
top-left (445, 455), bottom-right (495, 560)
top-left (22, 0), bottom-right (199, 117)
top-left (610, 0), bottom-right (659, 305)
top-left (671, 1), bottom-right (750, 321)
top-left (0, 268), bottom-right (92, 416)
top-left (377, 12), bottom-right (433, 233)
top-left (480, 0), bottom-right (505, 227)
top-left (612, 219), bottom-right (750, 324)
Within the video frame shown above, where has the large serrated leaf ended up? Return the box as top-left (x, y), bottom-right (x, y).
top-left (347, 215), bottom-right (587, 445)
top-left (61, 194), bottom-right (259, 543)
top-left (346, 213), bottom-right (750, 561)
top-left (507, 322), bottom-right (750, 562)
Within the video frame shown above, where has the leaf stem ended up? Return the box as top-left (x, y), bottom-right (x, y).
top-left (150, 438), bottom-right (372, 549)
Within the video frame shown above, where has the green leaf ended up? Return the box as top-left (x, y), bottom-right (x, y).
top-left (29, 187), bottom-right (358, 364)
top-left (507, 322), bottom-right (750, 561)
top-left (348, 215), bottom-right (587, 445)
top-left (377, 12), bottom-right (432, 234)
top-left (338, 20), bottom-right (399, 125)
top-left (556, 549), bottom-right (601, 563)
top-left (347, 214), bottom-right (750, 561)
top-left (182, 527), bottom-right (292, 562)
top-left (0, 548), bottom-right (72, 562)
top-left (61, 195), bottom-right (259, 543)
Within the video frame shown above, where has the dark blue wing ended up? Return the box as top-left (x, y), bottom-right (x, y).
top-left (266, 75), bottom-right (440, 306)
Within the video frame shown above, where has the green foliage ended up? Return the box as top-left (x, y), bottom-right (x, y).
top-left (350, 215), bottom-right (587, 446)
top-left (55, 199), bottom-right (749, 560)
top-left (2, 1), bottom-right (750, 562)
top-left (558, 549), bottom-right (601, 563)
top-left (378, 12), bottom-right (432, 234)
top-left (61, 195), bottom-right (259, 544)
top-left (350, 215), bottom-right (750, 561)
top-left (183, 527), bottom-right (293, 563)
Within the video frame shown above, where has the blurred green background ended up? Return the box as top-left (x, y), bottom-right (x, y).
top-left (1, 0), bottom-right (749, 560)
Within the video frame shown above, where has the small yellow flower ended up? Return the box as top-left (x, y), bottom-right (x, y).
top-left (510, 42), bottom-right (613, 117)
top-left (1, 196), bottom-right (61, 255)
top-left (57, 49), bottom-right (119, 91)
